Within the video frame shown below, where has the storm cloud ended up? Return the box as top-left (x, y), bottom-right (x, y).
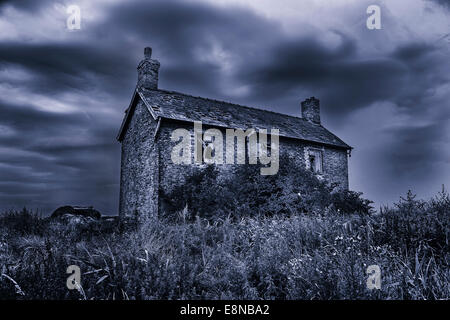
top-left (0, 0), bottom-right (448, 214)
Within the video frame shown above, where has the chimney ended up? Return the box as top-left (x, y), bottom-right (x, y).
top-left (301, 97), bottom-right (320, 125)
top-left (137, 47), bottom-right (160, 90)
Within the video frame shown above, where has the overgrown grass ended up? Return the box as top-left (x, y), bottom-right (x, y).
top-left (0, 190), bottom-right (448, 300)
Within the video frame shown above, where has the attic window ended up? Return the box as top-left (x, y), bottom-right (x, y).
top-left (307, 149), bottom-right (323, 174)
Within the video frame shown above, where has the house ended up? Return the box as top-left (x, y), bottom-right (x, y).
top-left (117, 47), bottom-right (352, 219)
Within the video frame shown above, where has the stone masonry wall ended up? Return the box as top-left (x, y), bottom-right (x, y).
top-left (279, 137), bottom-right (349, 190)
top-left (119, 100), bottom-right (159, 219)
top-left (156, 119), bottom-right (349, 215)
top-left (120, 108), bottom-right (349, 218)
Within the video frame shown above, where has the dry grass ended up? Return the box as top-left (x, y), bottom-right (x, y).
top-left (0, 190), bottom-right (448, 300)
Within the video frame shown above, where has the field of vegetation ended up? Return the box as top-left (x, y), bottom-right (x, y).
top-left (0, 188), bottom-right (448, 300)
top-left (0, 161), bottom-right (448, 300)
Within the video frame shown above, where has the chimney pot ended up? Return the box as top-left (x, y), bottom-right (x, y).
top-left (144, 47), bottom-right (152, 59)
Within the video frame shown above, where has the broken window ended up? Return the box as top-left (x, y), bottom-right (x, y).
top-left (307, 149), bottom-right (323, 174)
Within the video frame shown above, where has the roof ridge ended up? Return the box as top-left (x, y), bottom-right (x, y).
top-left (142, 88), bottom-right (313, 124)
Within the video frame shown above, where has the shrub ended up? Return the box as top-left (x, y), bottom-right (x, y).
top-left (160, 165), bottom-right (236, 221)
top-left (0, 208), bottom-right (45, 236)
top-left (330, 190), bottom-right (374, 215)
top-left (374, 189), bottom-right (449, 253)
top-left (161, 155), bottom-right (373, 219)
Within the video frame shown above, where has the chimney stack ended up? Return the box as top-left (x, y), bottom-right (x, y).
top-left (301, 97), bottom-right (320, 125)
top-left (137, 46), bottom-right (160, 90)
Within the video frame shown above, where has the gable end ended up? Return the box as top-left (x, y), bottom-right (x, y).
top-left (117, 89), bottom-right (159, 142)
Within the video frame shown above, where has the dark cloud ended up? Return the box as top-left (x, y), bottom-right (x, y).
top-left (0, 0), bottom-right (52, 12)
top-left (427, 0), bottom-right (450, 10)
top-left (0, 99), bottom-right (120, 213)
top-left (384, 124), bottom-right (443, 177)
top-left (392, 42), bottom-right (436, 61)
top-left (0, 43), bottom-right (136, 97)
top-left (236, 37), bottom-right (408, 116)
top-left (233, 36), bottom-right (447, 122)
top-left (235, 35), bottom-right (357, 98)
top-left (94, 0), bottom-right (283, 98)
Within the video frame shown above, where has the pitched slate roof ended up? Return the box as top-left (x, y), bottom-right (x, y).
top-left (117, 87), bottom-right (351, 150)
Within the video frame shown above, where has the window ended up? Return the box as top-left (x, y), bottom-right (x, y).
top-left (307, 149), bottom-right (323, 174)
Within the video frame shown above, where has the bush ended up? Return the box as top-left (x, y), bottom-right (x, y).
top-left (0, 208), bottom-right (45, 236)
top-left (160, 165), bottom-right (236, 221)
top-left (331, 190), bottom-right (374, 215)
top-left (161, 155), bottom-right (373, 219)
top-left (373, 189), bottom-right (449, 253)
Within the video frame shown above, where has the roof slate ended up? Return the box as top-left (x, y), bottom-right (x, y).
top-left (118, 88), bottom-right (351, 150)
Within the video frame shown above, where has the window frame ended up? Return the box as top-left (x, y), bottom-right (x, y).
top-left (305, 147), bottom-right (324, 174)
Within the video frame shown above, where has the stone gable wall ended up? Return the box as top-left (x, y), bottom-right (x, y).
top-left (119, 100), bottom-right (159, 219)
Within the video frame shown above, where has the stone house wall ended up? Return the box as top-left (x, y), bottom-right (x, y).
top-left (119, 100), bottom-right (159, 220)
top-left (119, 106), bottom-right (349, 218)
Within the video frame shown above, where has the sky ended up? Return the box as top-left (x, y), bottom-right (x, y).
top-left (0, 0), bottom-right (449, 215)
